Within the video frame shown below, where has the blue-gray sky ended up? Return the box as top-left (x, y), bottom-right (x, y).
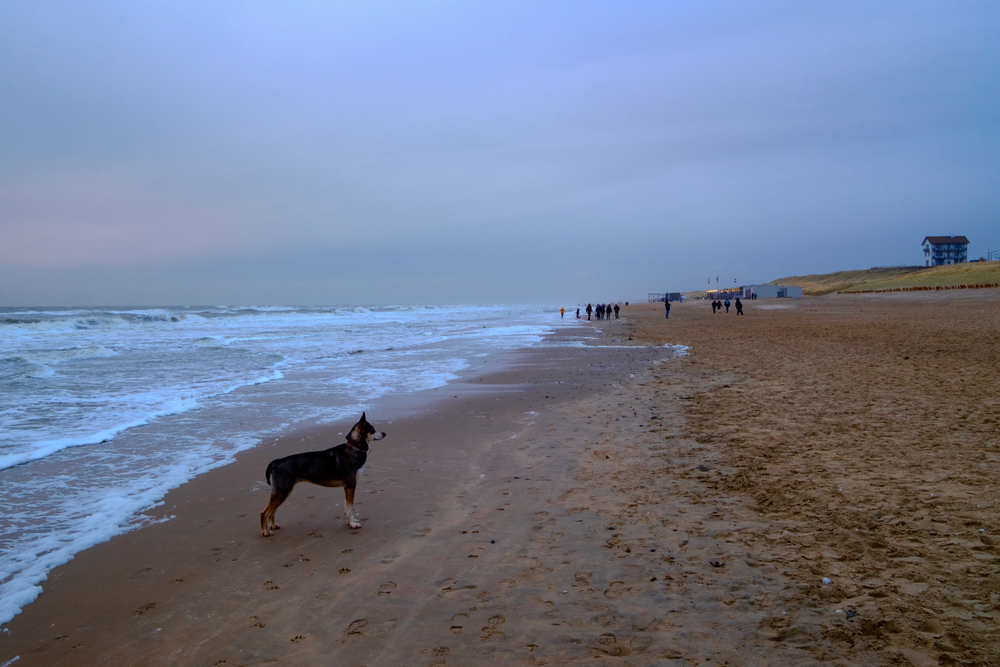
top-left (2, 1), bottom-right (998, 305)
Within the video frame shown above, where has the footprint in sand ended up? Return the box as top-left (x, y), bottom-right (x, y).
top-left (291, 635), bottom-right (305, 643)
top-left (630, 636), bottom-right (653, 652)
top-left (469, 547), bottom-right (485, 558)
top-left (604, 581), bottom-right (625, 599)
top-left (345, 619), bottom-right (368, 636)
top-left (595, 633), bottom-right (616, 646)
top-left (478, 615), bottom-right (506, 642)
top-left (450, 613), bottom-right (469, 634)
top-left (377, 582), bottom-right (396, 596)
top-left (339, 568), bottom-right (351, 574)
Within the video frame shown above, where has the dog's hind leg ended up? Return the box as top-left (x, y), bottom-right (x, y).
top-left (344, 486), bottom-right (361, 529)
top-left (261, 479), bottom-right (293, 537)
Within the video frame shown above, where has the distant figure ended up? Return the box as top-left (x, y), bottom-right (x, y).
top-left (586, 303), bottom-right (592, 320)
top-left (576, 308), bottom-right (580, 319)
top-left (665, 299), bottom-right (671, 319)
top-left (711, 300), bottom-right (717, 314)
top-left (735, 298), bottom-right (743, 315)
top-left (724, 298), bottom-right (730, 313)
top-left (560, 307), bottom-right (565, 319)
top-left (613, 304), bottom-right (620, 319)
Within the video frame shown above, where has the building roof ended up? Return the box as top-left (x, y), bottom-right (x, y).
top-left (923, 235), bottom-right (969, 245)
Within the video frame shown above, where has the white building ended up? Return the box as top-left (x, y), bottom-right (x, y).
top-left (922, 236), bottom-right (969, 266)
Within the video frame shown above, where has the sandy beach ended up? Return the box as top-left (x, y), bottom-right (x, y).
top-left (2, 291), bottom-right (999, 666)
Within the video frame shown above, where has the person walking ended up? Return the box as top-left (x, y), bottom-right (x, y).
top-left (613, 304), bottom-right (620, 319)
top-left (735, 298), bottom-right (743, 315)
top-left (711, 300), bottom-right (717, 314)
top-left (665, 298), bottom-right (671, 319)
top-left (560, 307), bottom-right (565, 319)
top-left (576, 308), bottom-right (580, 319)
top-left (586, 304), bottom-right (592, 320)
top-left (724, 298), bottom-right (730, 313)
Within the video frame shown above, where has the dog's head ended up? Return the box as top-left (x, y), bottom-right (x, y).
top-left (346, 412), bottom-right (386, 451)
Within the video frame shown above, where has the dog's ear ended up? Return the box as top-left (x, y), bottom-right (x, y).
top-left (360, 411), bottom-right (367, 423)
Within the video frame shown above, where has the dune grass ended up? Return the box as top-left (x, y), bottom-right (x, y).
top-left (769, 263), bottom-right (1000, 296)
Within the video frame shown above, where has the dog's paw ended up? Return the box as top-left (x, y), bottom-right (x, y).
top-left (349, 521), bottom-right (362, 529)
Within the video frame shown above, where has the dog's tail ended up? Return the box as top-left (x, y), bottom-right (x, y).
top-left (265, 459), bottom-right (277, 486)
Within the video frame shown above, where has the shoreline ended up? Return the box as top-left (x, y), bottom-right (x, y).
top-left (0, 310), bottom-right (573, 630)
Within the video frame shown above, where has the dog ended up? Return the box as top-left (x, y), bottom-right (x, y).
top-left (260, 412), bottom-right (385, 536)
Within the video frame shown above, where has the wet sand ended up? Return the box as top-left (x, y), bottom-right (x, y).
top-left (2, 291), bottom-right (999, 666)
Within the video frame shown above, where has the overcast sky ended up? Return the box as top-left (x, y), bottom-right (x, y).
top-left (1, 1), bottom-right (998, 305)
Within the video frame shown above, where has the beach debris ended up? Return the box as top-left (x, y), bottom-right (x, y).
top-left (845, 610), bottom-right (859, 620)
top-left (822, 577), bottom-right (832, 585)
top-left (697, 465), bottom-right (710, 472)
top-left (491, 540), bottom-right (496, 544)
top-left (709, 560), bottom-right (725, 568)
top-left (680, 540), bottom-right (688, 546)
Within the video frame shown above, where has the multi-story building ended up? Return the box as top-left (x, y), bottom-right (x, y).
top-left (922, 236), bottom-right (969, 266)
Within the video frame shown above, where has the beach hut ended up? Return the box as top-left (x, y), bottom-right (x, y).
top-left (734, 285), bottom-right (803, 299)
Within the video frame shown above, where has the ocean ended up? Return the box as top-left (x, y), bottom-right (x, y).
top-left (0, 304), bottom-right (566, 624)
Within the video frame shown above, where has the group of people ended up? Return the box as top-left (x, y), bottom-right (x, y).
top-left (581, 303), bottom-right (621, 320)
top-left (711, 297), bottom-right (744, 315)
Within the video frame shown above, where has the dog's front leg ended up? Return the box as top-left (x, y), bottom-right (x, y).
top-left (344, 486), bottom-right (361, 529)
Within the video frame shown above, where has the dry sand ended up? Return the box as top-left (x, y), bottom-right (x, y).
top-left (2, 291), bottom-right (998, 666)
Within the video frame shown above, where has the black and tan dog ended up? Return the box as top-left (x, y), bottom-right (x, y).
top-left (260, 412), bottom-right (385, 536)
